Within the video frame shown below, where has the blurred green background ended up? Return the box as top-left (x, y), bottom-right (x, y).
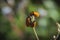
top-left (0, 0), bottom-right (60, 40)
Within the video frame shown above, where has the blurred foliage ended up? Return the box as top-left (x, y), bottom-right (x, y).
top-left (0, 0), bottom-right (60, 40)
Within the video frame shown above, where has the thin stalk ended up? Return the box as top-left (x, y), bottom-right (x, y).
top-left (55, 22), bottom-right (60, 40)
top-left (33, 27), bottom-right (39, 40)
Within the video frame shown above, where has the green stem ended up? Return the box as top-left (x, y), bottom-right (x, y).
top-left (33, 27), bottom-right (39, 40)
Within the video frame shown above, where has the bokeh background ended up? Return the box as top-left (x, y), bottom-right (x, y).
top-left (0, 0), bottom-right (60, 40)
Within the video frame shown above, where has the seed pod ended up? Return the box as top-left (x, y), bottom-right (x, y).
top-left (26, 11), bottom-right (39, 27)
top-left (26, 16), bottom-right (30, 27)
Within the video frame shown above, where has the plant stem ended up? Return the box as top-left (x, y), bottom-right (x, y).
top-left (33, 27), bottom-right (39, 40)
